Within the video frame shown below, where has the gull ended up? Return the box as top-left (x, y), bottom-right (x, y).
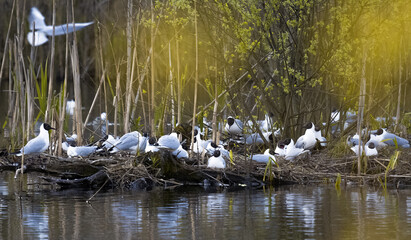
top-left (205, 141), bottom-right (230, 159)
top-left (145, 137), bottom-right (160, 153)
top-left (225, 116), bottom-right (243, 136)
top-left (373, 128), bottom-right (410, 148)
top-left (67, 145), bottom-right (97, 158)
top-left (248, 113), bottom-right (274, 132)
top-left (274, 140), bottom-right (287, 157)
top-left (351, 142), bottom-right (378, 157)
top-left (66, 100), bottom-right (76, 115)
top-left (62, 141), bottom-right (98, 157)
top-left (64, 133), bottom-right (77, 146)
top-left (346, 133), bottom-right (360, 147)
top-left (348, 131), bottom-right (380, 148)
top-left (88, 112), bottom-right (110, 136)
top-left (27, 7), bottom-right (94, 46)
top-left (207, 150), bottom-right (226, 169)
top-left (191, 129), bottom-right (207, 154)
top-left (331, 108), bottom-right (340, 123)
top-left (158, 133), bottom-right (180, 151)
top-left (314, 126), bottom-right (327, 147)
top-left (100, 135), bottom-right (117, 150)
top-left (132, 133), bottom-right (148, 154)
top-left (260, 113), bottom-right (274, 132)
top-left (205, 141), bottom-right (219, 156)
top-left (251, 149), bottom-right (276, 163)
top-left (364, 133), bottom-right (387, 150)
top-left (110, 131), bottom-right (145, 154)
top-left (197, 131), bottom-right (214, 151)
top-left (15, 123), bottom-right (55, 156)
top-left (245, 132), bottom-right (272, 145)
top-left (295, 122), bottom-right (317, 150)
top-left (172, 144), bottom-right (189, 159)
top-left (191, 136), bottom-right (204, 154)
top-left (284, 138), bottom-right (309, 161)
top-left (365, 142), bottom-right (378, 156)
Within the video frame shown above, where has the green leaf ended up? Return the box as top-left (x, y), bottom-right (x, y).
top-left (335, 173), bottom-right (341, 189)
top-left (229, 150), bottom-right (235, 165)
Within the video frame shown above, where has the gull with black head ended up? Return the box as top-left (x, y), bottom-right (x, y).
top-left (15, 123), bottom-right (55, 156)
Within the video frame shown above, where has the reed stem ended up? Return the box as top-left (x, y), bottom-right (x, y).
top-left (150, 0), bottom-right (155, 136)
top-left (357, 48), bottom-right (367, 174)
top-left (191, 0), bottom-right (198, 157)
top-left (169, 42), bottom-right (175, 128)
top-left (395, 35), bottom-right (403, 132)
top-left (45, 0), bottom-right (56, 123)
top-left (125, 0), bottom-right (133, 133)
top-left (57, 0), bottom-right (71, 156)
top-left (84, 71), bottom-right (106, 133)
top-left (114, 70), bottom-right (121, 137)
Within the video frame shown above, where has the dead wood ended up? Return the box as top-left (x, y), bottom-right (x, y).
top-left (40, 170), bottom-right (109, 188)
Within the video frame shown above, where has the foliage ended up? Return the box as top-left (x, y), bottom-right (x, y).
top-left (229, 150), bottom-right (235, 166)
top-left (335, 173), bottom-right (341, 189)
top-left (1, 0), bottom-right (411, 148)
top-left (382, 150), bottom-right (400, 190)
top-left (263, 155), bottom-right (278, 182)
top-left (34, 63), bottom-right (48, 122)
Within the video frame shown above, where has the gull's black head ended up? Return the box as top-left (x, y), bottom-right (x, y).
top-left (213, 150), bottom-right (221, 157)
top-left (283, 138), bottom-right (292, 145)
top-left (43, 123), bottom-right (55, 131)
top-left (194, 129), bottom-right (198, 136)
top-left (315, 126), bottom-right (321, 132)
top-left (181, 143), bottom-right (189, 150)
top-left (227, 117), bottom-right (235, 126)
top-left (148, 137), bottom-right (157, 145)
top-left (210, 142), bottom-right (218, 148)
top-left (376, 129), bottom-right (383, 135)
top-left (303, 122), bottom-right (313, 129)
top-left (276, 139), bottom-right (284, 148)
top-left (268, 134), bottom-right (273, 142)
top-left (368, 142), bottom-right (376, 149)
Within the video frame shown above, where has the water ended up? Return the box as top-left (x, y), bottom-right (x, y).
top-left (1, 172), bottom-right (411, 239)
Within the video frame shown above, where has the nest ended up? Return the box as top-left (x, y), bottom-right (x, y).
top-left (1, 146), bottom-right (411, 191)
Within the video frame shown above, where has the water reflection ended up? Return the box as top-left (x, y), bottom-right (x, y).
top-left (1, 171), bottom-right (411, 239)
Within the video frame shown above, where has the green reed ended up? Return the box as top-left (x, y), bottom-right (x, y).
top-left (263, 155), bottom-right (278, 183)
